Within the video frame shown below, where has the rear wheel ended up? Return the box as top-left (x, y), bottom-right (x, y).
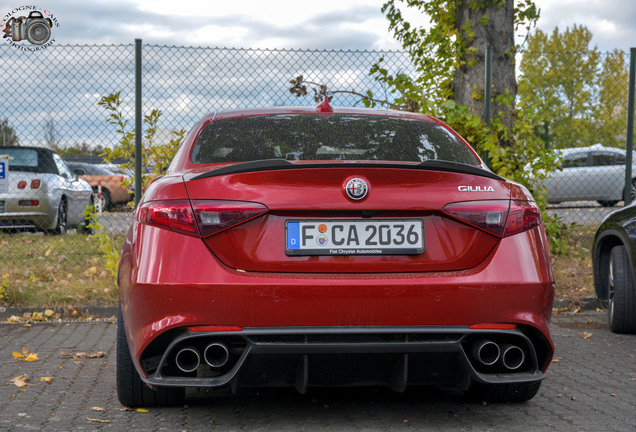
top-left (117, 304), bottom-right (185, 407)
top-left (50, 199), bottom-right (67, 235)
top-left (608, 245), bottom-right (636, 333)
top-left (467, 381), bottom-right (542, 403)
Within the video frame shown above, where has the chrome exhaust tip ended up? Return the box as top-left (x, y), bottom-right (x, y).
top-left (501, 344), bottom-right (525, 370)
top-left (472, 339), bottom-right (500, 366)
top-left (204, 342), bottom-right (230, 368)
top-left (175, 346), bottom-right (200, 373)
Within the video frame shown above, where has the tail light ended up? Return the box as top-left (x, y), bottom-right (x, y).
top-left (442, 200), bottom-right (541, 237)
top-left (17, 180), bottom-right (41, 189)
top-left (137, 199), bottom-right (268, 238)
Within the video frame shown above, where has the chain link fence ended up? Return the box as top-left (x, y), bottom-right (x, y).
top-left (0, 43), bottom-right (634, 264)
top-left (518, 49), bottom-right (635, 226)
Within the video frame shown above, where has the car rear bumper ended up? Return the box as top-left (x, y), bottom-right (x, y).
top-left (120, 224), bottom-right (555, 390)
top-left (137, 325), bottom-right (546, 391)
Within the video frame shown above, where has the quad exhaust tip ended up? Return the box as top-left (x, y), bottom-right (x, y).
top-left (204, 342), bottom-right (230, 368)
top-left (501, 344), bottom-right (525, 370)
top-left (174, 341), bottom-right (230, 373)
top-left (175, 346), bottom-right (200, 373)
top-left (472, 339), bottom-right (500, 366)
top-left (472, 340), bottom-right (526, 371)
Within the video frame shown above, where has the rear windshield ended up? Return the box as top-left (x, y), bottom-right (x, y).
top-left (4, 148), bottom-right (38, 167)
top-left (191, 114), bottom-right (479, 165)
top-left (2, 148), bottom-right (57, 174)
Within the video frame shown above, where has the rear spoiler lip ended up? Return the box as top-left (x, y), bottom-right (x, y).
top-left (190, 159), bottom-right (504, 182)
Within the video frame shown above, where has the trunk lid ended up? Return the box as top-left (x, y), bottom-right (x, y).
top-left (183, 164), bottom-right (511, 273)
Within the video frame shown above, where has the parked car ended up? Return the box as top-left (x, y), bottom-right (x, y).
top-left (592, 202), bottom-right (636, 333)
top-left (531, 144), bottom-right (636, 207)
top-left (65, 161), bottom-right (132, 210)
top-left (0, 146), bottom-right (93, 234)
top-left (117, 103), bottom-right (555, 407)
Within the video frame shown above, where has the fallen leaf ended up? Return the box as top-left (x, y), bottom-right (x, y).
top-left (23, 353), bottom-right (39, 362)
top-left (610, 393), bottom-right (616, 397)
top-left (136, 408), bottom-right (149, 413)
top-left (22, 347), bottom-right (29, 355)
top-left (91, 407), bottom-right (106, 412)
top-left (40, 377), bottom-right (53, 383)
top-left (580, 332), bottom-right (592, 340)
top-left (86, 417), bottom-right (110, 423)
top-left (10, 375), bottom-right (29, 387)
top-left (44, 309), bottom-right (55, 317)
top-left (12, 351), bottom-right (23, 359)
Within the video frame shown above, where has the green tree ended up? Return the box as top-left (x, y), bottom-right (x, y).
top-left (98, 92), bottom-right (186, 192)
top-left (52, 142), bottom-right (106, 157)
top-left (0, 119), bottom-right (19, 147)
top-left (518, 25), bottom-right (600, 149)
top-left (370, 1), bottom-right (538, 130)
top-left (594, 49), bottom-right (629, 148)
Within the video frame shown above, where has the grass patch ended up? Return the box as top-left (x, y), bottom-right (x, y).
top-left (551, 224), bottom-right (596, 304)
top-left (0, 225), bottom-right (597, 308)
top-left (0, 232), bottom-right (123, 307)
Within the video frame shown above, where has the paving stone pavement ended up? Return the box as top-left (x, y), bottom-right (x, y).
top-left (0, 311), bottom-right (634, 431)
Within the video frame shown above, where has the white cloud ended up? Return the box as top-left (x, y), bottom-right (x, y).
top-left (533, 0), bottom-right (636, 52)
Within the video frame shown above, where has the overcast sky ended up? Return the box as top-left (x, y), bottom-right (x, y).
top-left (4, 0), bottom-right (634, 52)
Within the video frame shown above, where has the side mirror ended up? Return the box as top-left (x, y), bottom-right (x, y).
top-left (72, 168), bottom-right (85, 177)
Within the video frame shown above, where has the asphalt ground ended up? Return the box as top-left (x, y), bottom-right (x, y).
top-left (0, 311), bottom-right (634, 431)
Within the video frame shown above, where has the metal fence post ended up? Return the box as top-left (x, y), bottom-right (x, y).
top-left (624, 47), bottom-right (635, 206)
top-left (483, 45), bottom-right (493, 168)
top-left (135, 39), bottom-right (143, 207)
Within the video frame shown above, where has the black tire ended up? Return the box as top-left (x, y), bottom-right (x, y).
top-left (608, 245), bottom-right (636, 333)
top-left (51, 199), bottom-right (67, 235)
top-left (467, 381), bottom-right (542, 403)
top-left (117, 304), bottom-right (185, 407)
top-left (598, 200), bottom-right (618, 207)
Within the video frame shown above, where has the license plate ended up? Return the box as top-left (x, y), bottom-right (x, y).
top-left (0, 201), bottom-right (4, 213)
top-left (285, 219), bottom-right (424, 256)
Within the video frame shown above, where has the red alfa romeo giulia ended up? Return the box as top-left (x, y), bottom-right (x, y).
top-left (117, 101), bottom-right (555, 407)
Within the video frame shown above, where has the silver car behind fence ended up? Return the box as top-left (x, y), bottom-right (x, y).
top-left (0, 146), bottom-right (93, 234)
top-left (533, 144), bottom-right (636, 207)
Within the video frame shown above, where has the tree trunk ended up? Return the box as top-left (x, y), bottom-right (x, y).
top-left (453, 0), bottom-right (516, 132)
